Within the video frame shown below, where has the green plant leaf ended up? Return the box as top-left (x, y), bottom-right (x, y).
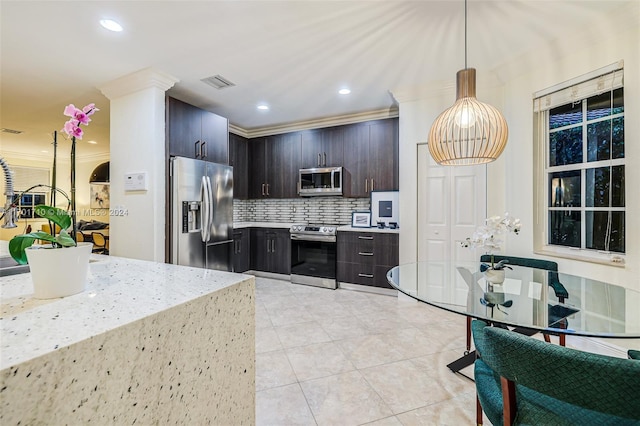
top-left (8, 232), bottom-right (59, 264)
top-left (34, 205), bottom-right (72, 230)
top-left (56, 229), bottom-right (76, 247)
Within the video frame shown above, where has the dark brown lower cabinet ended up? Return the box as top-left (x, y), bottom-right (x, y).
top-left (232, 229), bottom-right (250, 273)
top-left (337, 231), bottom-right (399, 289)
top-left (250, 228), bottom-right (290, 275)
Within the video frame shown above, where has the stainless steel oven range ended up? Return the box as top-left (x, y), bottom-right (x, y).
top-left (290, 224), bottom-right (337, 289)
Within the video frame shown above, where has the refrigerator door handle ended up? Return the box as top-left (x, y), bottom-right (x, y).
top-left (205, 175), bottom-right (214, 242)
top-left (199, 175), bottom-right (209, 242)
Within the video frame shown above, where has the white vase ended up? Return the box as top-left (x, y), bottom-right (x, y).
top-left (484, 268), bottom-right (506, 285)
top-left (26, 242), bottom-right (92, 299)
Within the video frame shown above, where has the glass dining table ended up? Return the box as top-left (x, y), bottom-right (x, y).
top-left (387, 261), bottom-right (640, 373)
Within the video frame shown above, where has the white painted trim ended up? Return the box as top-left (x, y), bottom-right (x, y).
top-left (99, 67), bottom-right (179, 100)
top-left (234, 108), bottom-right (399, 139)
top-left (533, 60), bottom-right (623, 99)
top-left (244, 270), bottom-right (291, 281)
top-left (338, 282), bottom-right (398, 296)
top-left (1, 149), bottom-right (110, 163)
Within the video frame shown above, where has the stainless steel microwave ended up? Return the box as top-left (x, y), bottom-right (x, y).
top-left (298, 166), bottom-right (343, 196)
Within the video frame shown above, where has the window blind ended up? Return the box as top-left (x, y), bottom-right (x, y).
top-left (533, 61), bottom-right (623, 112)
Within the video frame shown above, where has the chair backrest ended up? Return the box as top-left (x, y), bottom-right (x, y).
top-left (480, 254), bottom-right (557, 271)
top-left (480, 255), bottom-right (568, 299)
top-left (92, 232), bottom-right (106, 246)
top-left (481, 326), bottom-right (640, 420)
top-left (41, 223), bottom-right (62, 234)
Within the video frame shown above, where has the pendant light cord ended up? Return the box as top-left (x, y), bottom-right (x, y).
top-left (464, 0), bottom-right (468, 69)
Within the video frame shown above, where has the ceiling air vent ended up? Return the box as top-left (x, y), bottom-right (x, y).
top-left (1, 128), bottom-right (23, 134)
top-left (201, 75), bottom-right (236, 90)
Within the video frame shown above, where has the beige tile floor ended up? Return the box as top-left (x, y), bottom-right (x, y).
top-left (254, 277), bottom-right (491, 425)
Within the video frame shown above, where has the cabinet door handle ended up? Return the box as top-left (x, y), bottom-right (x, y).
top-left (323, 152), bottom-right (327, 166)
top-left (195, 140), bottom-right (201, 158)
top-left (201, 141), bottom-right (207, 158)
top-left (371, 178), bottom-right (374, 191)
top-left (358, 252), bottom-right (374, 256)
top-left (272, 239), bottom-right (276, 252)
top-left (365, 179), bottom-right (368, 193)
top-left (358, 236), bottom-right (374, 240)
top-left (262, 183), bottom-right (266, 196)
top-left (358, 273), bottom-right (374, 278)
top-left (266, 183), bottom-right (270, 196)
top-left (317, 153), bottom-right (321, 167)
top-left (297, 181), bottom-right (301, 195)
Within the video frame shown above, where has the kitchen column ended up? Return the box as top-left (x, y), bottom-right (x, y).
top-left (99, 68), bottom-right (178, 262)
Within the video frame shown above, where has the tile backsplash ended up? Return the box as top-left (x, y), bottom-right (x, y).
top-left (233, 197), bottom-right (370, 225)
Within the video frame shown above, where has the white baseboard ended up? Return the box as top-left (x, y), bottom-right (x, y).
top-left (338, 282), bottom-right (397, 296)
top-left (245, 270), bottom-right (290, 282)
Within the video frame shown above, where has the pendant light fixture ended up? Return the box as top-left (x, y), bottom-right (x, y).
top-left (428, 0), bottom-right (508, 166)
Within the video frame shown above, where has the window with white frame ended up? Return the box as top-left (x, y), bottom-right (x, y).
top-left (533, 62), bottom-right (625, 260)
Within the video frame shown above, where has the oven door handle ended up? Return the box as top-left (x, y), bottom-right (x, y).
top-left (290, 234), bottom-right (336, 243)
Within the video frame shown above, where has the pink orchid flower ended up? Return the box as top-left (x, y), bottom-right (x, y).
top-left (62, 120), bottom-right (83, 139)
top-left (83, 103), bottom-right (99, 116)
top-left (74, 111), bottom-right (90, 125)
top-left (63, 104), bottom-right (81, 117)
top-left (61, 103), bottom-right (97, 139)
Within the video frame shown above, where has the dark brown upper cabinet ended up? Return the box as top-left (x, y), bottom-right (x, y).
top-left (229, 133), bottom-right (249, 200)
top-left (166, 96), bottom-right (229, 164)
top-left (343, 118), bottom-right (398, 198)
top-left (249, 132), bottom-right (301, 198)
top-left (301, 126), bottom-right (344, 168)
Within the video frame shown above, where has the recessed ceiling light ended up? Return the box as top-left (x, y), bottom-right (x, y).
top-left (100, 19), bottom-right (123, 32)
top-left (339, 88), bottom-right (351, 95)
top-left (41, 150), bottom-right (49, 153)
top-left (257, 104), bottom-right (269, 111)
top-left (87, 140), bottom-right (98, 145)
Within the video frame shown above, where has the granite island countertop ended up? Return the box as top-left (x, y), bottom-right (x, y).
top-left (1, 255), bottom-right (253, 369)
top-left (0, 255), bottom-right (255, 424)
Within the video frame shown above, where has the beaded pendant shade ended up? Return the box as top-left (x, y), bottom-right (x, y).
top-left (428, 0), bottom-right (509, 166)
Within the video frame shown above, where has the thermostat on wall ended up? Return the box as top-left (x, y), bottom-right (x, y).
top-left (124, 172), bottom-right (148, 191)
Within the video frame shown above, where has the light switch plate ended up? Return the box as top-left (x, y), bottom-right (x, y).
top-left (124, 172), bottom-right (148, 191)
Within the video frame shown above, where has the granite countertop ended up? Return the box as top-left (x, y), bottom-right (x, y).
top-left (0, 255), bottom-right (253, 370)
top-left (337, 225), bottom-right (400, 234)
top-left (233, 223), bottom-right (400, 233)
top-left (233, 222), bottom-right (294, 229)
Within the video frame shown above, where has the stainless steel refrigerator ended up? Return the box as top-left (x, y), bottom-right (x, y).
top-left (170, 156), bottom-right (233, 271)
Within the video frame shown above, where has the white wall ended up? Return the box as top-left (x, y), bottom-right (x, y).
top-left (107, 88), bottom-right (167, 262)
top-left (498, 6), bottom-right (639, 289)
top-left (396, 2), bottom-right (639, 291)
top-left (100, 68), bottom-right (178, 262)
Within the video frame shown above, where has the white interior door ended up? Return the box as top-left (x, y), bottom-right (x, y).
top-left (417, 143), bottom-right (487, 304)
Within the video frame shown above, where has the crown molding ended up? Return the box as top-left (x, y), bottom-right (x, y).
top-left (0, 149), bottom-right (109, 163)
top-left (99, 67), bottom-right (179, 100)
top-left (231, 108), bottom-right (399, 139)
top-left (229, 124), bottom-right (249, 138)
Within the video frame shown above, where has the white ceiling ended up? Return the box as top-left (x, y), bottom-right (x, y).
top-left (0, 0), bottom-right (632, 158)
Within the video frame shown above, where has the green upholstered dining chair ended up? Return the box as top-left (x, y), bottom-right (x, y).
top-left (629, 349), bottom-right (640, 360)
top-left (479, 254), bottom-right (569, 346)
top-left (472, 320), bottom-right (640, 426)
top-left (479, 254), bottom-right (568, 300)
